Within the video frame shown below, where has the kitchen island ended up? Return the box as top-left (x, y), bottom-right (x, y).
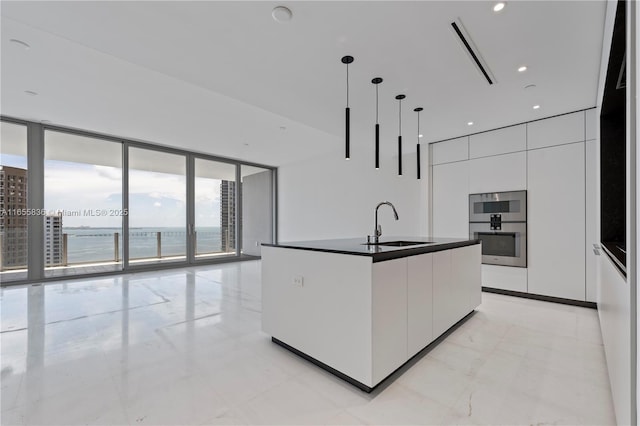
top-left (261, 237), bottom-right (481, 392)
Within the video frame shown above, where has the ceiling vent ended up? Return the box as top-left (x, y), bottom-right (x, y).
top-left (451, 18), bottom-right (496, 85)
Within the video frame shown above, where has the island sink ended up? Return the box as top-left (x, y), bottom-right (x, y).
top-left (366, 240), bottom-right (433, 247)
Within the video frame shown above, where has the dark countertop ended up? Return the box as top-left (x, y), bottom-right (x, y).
top-left (262, 237), bottom-right (480, 263)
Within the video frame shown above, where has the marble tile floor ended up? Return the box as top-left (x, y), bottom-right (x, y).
top-left (0, 260), bottom-right (615, 425)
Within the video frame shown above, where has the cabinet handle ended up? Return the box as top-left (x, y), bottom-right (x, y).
top-left (593, 243), bottom-right (601, 249)
top-left (593, 248), bottom-right (601, 256)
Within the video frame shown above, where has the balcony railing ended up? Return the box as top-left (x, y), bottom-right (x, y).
top-left (0, 228), bottom-right (235, 272)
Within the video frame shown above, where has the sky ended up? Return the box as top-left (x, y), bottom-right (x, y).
top-left (1, 154), bottom-right (224, 228)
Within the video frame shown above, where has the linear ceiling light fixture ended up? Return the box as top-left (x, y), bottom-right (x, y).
top-left (395, 94), bottom-right (406, 176)
top-left (451, 18), bottom-right (496, 85)
top-left (414, 107), bottom-right (423, 179)
top-left (342, 55), bottom-right (354, 160)
top-left (372, 77), bottom-right (383, 170)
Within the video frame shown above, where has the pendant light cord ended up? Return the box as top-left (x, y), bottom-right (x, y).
top-left (417, 111), bottom-right (420, 143)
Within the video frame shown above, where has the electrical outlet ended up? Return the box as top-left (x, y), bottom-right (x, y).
top-left (293, 275), bottom-right (304, 287)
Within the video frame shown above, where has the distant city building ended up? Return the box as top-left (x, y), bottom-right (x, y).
top-left (0, 166), bottom-right (28, 270)
top-left (45, 214), bottom-right (64, 266)
top-left (220, 180), bottom-right (236, 251)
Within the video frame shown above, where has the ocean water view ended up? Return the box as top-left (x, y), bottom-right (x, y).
top-left (63, 227), bottom-right (229, 264)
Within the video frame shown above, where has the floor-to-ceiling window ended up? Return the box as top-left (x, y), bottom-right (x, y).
top-left (128, 147), bottom-right (187, 265)
top-left (0, 122), bottom-right (28, 283)
top-left (0, 118), bottom-right (276, 285)
top-left (194, 158), bottom-right (237, 259)
top-left (44, 131), bottom-right (124, 277)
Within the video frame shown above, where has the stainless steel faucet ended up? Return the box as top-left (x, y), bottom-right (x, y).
top-left (369, 201), bottom-right (399, 244)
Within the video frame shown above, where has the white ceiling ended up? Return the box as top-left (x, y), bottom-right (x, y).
top-left (1, 1), bottom-right (606, 167)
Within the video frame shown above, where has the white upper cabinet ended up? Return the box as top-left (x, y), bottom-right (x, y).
top-left (585, 108), bottom-right (597, 141)
top-left (431, 136), bottom-right (469, 165)
top-left (469, 124), bottom-right (526, 159)
top-left (527, 111), bottom-right (585, 149)
top-left (467, 151), bottom-right (527, 194)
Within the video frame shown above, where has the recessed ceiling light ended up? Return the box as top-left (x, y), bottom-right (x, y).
top-left (518, 66), bottom-right (527, 72)
top-left (272, 6), bottom-right (292, 23)
top-left (533, 105), bottom-right (540, 110)
top-left (493, 2), bottom-right (506, 12)
top-left (24, 90), bottom-right (38, 96)
top-left (467, 121), bottom-right (474, 126)
top-left (419, 134), bottom-right (423, 138)
top-left (10, 39), bottom-right (30, 50)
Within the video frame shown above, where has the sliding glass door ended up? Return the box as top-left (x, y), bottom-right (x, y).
top-left (44, 131), bottom-right (123, 278)
top-left (193, 158), bottom-right (237, 260)
top-left (128, 147), bottom-right (187, 266)
top-left (0, 122), bottom-right (28, 283)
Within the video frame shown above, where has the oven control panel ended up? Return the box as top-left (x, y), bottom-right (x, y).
top-left (490, 214), bottom-right (502, 230)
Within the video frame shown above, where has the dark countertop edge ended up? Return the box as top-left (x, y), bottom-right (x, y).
top-left (601, 241), bottom-right (627, 277)
top-left (262, 239), bottom-right (480, 263)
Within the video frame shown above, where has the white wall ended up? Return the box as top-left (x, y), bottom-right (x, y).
top-left (278, 147), bottom-right (428, 242)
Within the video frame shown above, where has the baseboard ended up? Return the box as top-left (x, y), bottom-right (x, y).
top-left (482, 286), bottom-right (597, 309)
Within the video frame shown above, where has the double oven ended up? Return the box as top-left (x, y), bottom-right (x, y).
top-left (469, 190), bottom-right (527, 268)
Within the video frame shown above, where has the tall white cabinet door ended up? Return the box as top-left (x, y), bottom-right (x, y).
top-left (527, 143), bottom-right (586, 300)
top-left (467, 151), bottom-right (527, 194)
top-left (585, 139), bottom-right (598, 302)
top-left (407, 253), bottom-right (433, 357)
top-left (432, 161), bottom-right (469, 238)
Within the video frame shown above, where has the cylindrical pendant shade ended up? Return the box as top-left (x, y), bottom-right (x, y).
top-left (342, 55), bottom-right (354, 160)
top-left (395, 94), bottom-right (405, 176)
top-left (375, 124), bottom-right (380, 169)
top-left (416, 143), bottom-right (421, 179)
top-left (372, 77), bottom-right (383, 170)
top-left (345, 107), bottom-right (350, 159)
top-left (398, 136), bottom-right (403, 175)
top-left (414, 107), bottom-right (423, 180)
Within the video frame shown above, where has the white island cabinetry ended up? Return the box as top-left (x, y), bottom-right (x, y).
top-left (262, 239), bottom-right (481, 391)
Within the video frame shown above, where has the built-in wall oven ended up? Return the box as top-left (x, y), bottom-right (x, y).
top-left (469, 190), bottom-right (527, 268)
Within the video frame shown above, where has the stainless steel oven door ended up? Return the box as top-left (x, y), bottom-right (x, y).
top-left (469, 190), bottom-right (527, 223)
top-left (470, 222), bottom-right (527, 267)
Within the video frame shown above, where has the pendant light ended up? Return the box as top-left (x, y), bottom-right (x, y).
top-left (414, 107), bottom-right (423, 179)
top-left (341, 56), bottom-right (354, 160)
top-left (395, 94), bottom-right (406, 175)
top-left (372, 77), bottom-right (383, 169)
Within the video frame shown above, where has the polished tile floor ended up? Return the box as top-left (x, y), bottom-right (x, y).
top-left (1, 261), bottom-right (615, 425)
